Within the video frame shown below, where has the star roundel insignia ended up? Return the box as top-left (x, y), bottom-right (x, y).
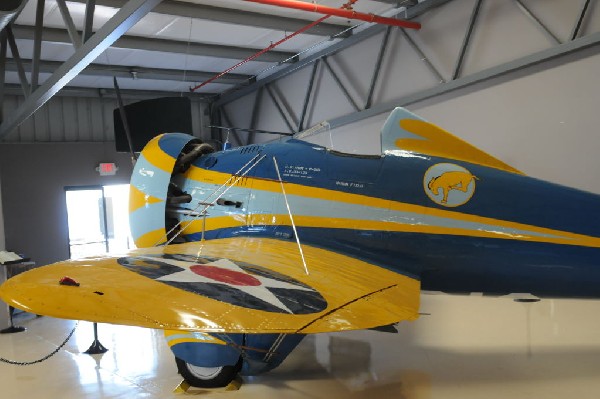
top-left (117, 254), bottom-right (327, 314)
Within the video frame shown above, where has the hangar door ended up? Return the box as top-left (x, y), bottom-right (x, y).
top-left (65, 185), bottom-right (132, 259)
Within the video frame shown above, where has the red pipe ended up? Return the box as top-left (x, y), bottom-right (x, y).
top-left (244, 0), bottom-right (421, 30)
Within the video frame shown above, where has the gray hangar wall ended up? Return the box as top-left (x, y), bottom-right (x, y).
top-left (0, 173), bottom-right (4, 251)
top-left (0, 95), bottom-right (209, 266)
top-left (0, 142), bottom-right (134, 266)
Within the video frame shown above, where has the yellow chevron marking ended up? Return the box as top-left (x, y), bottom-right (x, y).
top-left (129, 185), bottom-right (163, 213)
top-left (397, 119), bottom-right (522, 175)
top-left (141, 134), bottom-right (178, 174)
top-left (134, 228), bottom-right (167, 248)
top-left (164, 330), bottom-right (225, 346)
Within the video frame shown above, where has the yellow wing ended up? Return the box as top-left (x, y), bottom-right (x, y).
top-left (0, 237), bottom-right (419, 334)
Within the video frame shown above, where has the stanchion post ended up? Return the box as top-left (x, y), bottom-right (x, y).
top-left (0, 306), bottom-right (26, 334)
top-left (84, 322), bottom-right (108, 354)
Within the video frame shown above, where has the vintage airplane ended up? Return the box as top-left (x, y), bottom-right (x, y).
top-left (2, 107), bottom-right (600, 388)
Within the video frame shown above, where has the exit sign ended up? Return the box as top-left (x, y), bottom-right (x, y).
top-left (97, 163), bottom-right (118, 176)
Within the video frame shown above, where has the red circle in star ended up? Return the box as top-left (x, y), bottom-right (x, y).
top-left (190, 265), bottom-right (261, 286)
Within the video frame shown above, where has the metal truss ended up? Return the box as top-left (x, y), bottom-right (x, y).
top-left (214, 0), bottom-right (453, 107)
top-left (0, 0), bottom-right (450, 141)
top-left (329, 0), bottom-right (600, 131)
top-left (3, 58), bottom-right (251, 85)
top-left (214, 0), bottom-right (600, 140)
top-left (211, 0), bottom-right (453, 143)
top-left (69, 0), bottom-right (349, 37)
top-left (0, 0), bottom-right (163, 139)
top-left (11, 24), bottom-right (296, 63)
top-left (1, 83), bottom-right (215, 100)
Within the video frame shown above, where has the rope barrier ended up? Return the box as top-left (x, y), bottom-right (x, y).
top-left (0, 322), bottom-right (79, 366)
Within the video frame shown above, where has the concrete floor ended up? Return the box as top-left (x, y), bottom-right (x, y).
top-left (2, 294), bottom-right (600, 398)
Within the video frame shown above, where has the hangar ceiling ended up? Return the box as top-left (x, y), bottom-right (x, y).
top-left (0, 0), bottom-right (434, 140)
top-left (0, 0), bottom-right (599, 144)
top-left (214, 0), bottom-right (600, 146)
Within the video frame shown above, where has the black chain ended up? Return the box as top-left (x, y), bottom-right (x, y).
top-left (0, 322), bottom-right (79, 366)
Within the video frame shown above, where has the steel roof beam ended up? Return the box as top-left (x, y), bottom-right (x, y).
top-left (326, 30), bottom-right (600, 131)
top-left (452, 0), bottom-right (482, 80)
top-left (247, 87), bottom-right (263, 145)
top-left (571, 0), bottom-right (593, 40)
top-left (214, 0), bottom-right (454, 107)
top-left (400, 28), bottom-right (445, 83)
top-left (322, 57), bottom-right (359, 111)
top-left (513, 0), bottom-right (561, 45)
top-left (2, 83), bottom-right (216, 100)
top-left (0, 32), bottom-right (7, 123)
top-left (11, 24), bottom-right (295, 62)
top-left (82, 0), bottom-right (96, 44)
top-left (31, 0), bottom-right (45, 91)
top-left (219, 108), bottom-right (244, 146)
top-left (55, 0), bottom-right (82, 48)
top-left (68, 0), bottom-right (349, 37)
top-left (0, 0), bottom-right (163, 139)
top-left (365, 25), bottom-right (391, 109)
top-left (298, 60), bottom-right (318, 131)
top-left (265, 84), bottom-right (296, 133)
top-left (5, 25), bottom-right (30, 97)
top-left (5, 58), bottom-right (252, 84)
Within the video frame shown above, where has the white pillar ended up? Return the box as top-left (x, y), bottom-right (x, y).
top-left (0, 170), bottom-right (9, 330)
top-left (0, 170), bottom-right (5, 251)
top-left (0, 266), bottom-right (9, 330)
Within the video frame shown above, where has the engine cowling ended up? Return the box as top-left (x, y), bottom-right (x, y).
top-left (129, 133), bottom-right (213, 248)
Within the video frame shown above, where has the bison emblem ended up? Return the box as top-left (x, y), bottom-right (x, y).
top-left (424, 163), bottom-right (478, 207)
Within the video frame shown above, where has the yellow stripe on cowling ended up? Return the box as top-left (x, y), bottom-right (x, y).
top-left (134, 228), bottom-right (167, 248)
top-left (397, 119), bottom-right (523, 175)
top-left (129, 185), bottom-right (163, 213)
top-left (184, 168), bottom-right (600, 248)
top-left (140, 134), bottom-right (178, 174)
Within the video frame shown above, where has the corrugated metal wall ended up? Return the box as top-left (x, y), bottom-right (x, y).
top-left (1, 95), bottom-right (210, 143)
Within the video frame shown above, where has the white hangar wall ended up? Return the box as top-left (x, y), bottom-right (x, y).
top-left (218, 0), bottom-right (600, 193)
top-left (308, 49), bottom-right (600, 194)
top-left (412, 50), bottom-right (600, 195)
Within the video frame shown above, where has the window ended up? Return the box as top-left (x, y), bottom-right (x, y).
top-left (65, 185), bottom-right (133, 259)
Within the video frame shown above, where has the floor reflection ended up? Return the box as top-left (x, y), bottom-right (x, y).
top-left (2, 295), bottom-right (600, 398)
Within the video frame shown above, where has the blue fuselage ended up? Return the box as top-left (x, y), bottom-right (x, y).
top-left (173, 139), bottom-right (600, 299)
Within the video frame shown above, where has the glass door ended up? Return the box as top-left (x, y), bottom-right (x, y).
top-left (65, 185), bottom-right (132, 259)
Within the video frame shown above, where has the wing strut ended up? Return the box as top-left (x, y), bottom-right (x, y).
top-left (159, 153), bottom-right (266, 246)
top-left (273, 156), bottom-right (309, 275)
